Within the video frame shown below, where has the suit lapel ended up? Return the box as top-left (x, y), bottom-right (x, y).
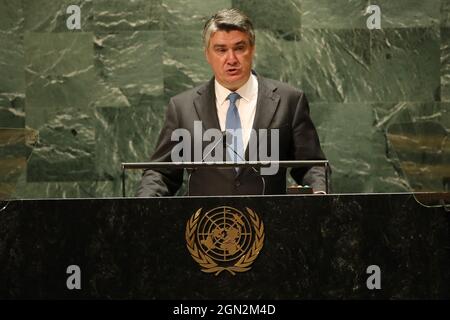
top-left (252, 75), bottom-right (280, 131)
top-left (193, 78), bottom-right (221, 131)
top-left (236, 75), bottom-right (280, 179)
top-left (244, 75), bottom-right (280, 161)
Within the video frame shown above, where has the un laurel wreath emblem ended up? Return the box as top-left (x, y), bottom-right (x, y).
top-left (185, 206), bottom-right (265, 276)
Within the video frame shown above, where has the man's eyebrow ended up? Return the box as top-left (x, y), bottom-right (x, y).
top-left (212, 41), bottom-right (248, 49)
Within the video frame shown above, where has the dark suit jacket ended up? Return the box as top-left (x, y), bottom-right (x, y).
top-left (136, 72), bottom-right (329, 197)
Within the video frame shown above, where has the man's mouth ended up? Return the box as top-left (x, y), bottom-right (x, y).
top-left (226, 68), bottom-right (240, 75)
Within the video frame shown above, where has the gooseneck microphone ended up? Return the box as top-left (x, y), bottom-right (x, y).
top-left (223, 131), bottom-right (266, 195)
top-left (186, 131), bottom-right (228, 196)
top-left (202, 131), bottom-right (228, 162)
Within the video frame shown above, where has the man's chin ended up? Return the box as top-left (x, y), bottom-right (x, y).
top-left (222, 75), bottom-right (248, 90)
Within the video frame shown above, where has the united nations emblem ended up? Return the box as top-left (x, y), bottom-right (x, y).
top-left (185, 206), bottom-right (264, 275)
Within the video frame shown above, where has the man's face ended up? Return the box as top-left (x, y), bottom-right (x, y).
top-left (205, 30), bottom-right (255, 91)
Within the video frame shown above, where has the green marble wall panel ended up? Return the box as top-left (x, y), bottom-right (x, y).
top-left (442, 0), bottom-right (450, 26)
top-left (254, 29), bottom-right (371, 103)
top-left (0, 1), bottom-right (25, 129)
top-left (373, 102), bottom-right (448, 130)
top-left (310, 102), bottom-right (409, 193)
top-left (443, 105), bottom-right (450, 126)
top-left (369, 27), bottom-right (440, 102)
top-left (252, 30), bottom-right (291, 82)
top-left (24, 32), bottom-right (95, 110)
top-left (0, 32), bottom-right (25, 128)
top-left (233, 0), bottom-right (301, 39)
top-left (24, 32), bottom-right (96, 182)
top-left (0, 95), bottom-right (25, 128)
top-left (0, 33), bottom-right (25, 94)
top-left (262, 27), bottom-right (440, 104)
top-left (163, 0), bottom-right (231, 31)
top-left (302, 0), bottom-right (368, 29)
top-left (95, 97), bottom-right (172, 197)
top-left (94, 108), bottom-right (120, 181)
top-left (441, 27), bottom-right (450, 101)
top-left (93, 0), bottom-right (163, 31)
top-left (374, 0), bottom-right (441, 28)
top-left (95, 99), bottom-right (166, 183)
top-left (303, 1), bottom-right (441, 29)
top-left (0, 0), bottom-right (23, 33)
top-left (91, 79), bottom-right (131, 108)
top-left (164, 30), bottom-right (211, 98)
top-left (26, 107), bottom-right (96, 182)
top-left (23, 0), bottom-right (93, 32)
top-left (299, 28), bottom-right (371, 103)
top-left (94, 31), bottom-right (164, 107)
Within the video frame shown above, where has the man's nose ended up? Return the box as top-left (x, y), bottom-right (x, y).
top-left (225, 49), bottom-right (238, 64)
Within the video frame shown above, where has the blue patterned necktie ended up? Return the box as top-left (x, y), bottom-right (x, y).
top-left (225, 92), bottom-right (244, 168)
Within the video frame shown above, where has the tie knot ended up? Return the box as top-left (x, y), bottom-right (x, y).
top-left (227, 92), bottom-right (241, 104)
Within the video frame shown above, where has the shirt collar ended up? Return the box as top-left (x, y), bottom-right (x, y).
top-left (215, 73), bottom-right (257, 105)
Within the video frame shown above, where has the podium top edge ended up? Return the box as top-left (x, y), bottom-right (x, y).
top-left (121, 160), bottom-right (329, 170)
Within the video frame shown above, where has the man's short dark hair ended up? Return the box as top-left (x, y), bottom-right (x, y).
top-left (202, 8), bottom-right (255, 48)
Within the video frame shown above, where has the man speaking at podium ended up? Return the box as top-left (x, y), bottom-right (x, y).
top-left (136, 8), bottom-right (328, 197)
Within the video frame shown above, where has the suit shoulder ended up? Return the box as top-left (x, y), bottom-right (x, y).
top-left (170, 82), bottom-right (207, 104)
top-left (261, 77), bottom-right (305, 99)
top-left (170, 87), bottom-right (197, 104)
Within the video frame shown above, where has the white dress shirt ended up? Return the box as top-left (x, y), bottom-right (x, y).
top-left (214, 73), bottom-right (258, 153)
